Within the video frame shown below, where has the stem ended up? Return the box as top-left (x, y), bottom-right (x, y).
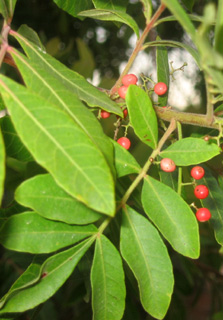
top-left (0, 22), bottom-right (10, 67)
top-left (177, 122), bottom-right (183, 195)
top-left (118, 118), bottom-right (176, 210)
top-left (98, 217), bottom-right (112, 234)
top-left (155, 106), bottom-right (223, 129)
top-left (110, 3), bottom-right (166, 95)
top-left (205, 75), bottom-right (214, 125)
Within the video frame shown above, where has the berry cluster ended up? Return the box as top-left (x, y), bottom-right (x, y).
top-left (117, 74), bottom-right (139, 150)
top-left (160, 159), bottom-right (211, 222)
top-left (118, 74), bottom-right (138, 99)
top-left (190, 166), bottom-right (211, 222)
top-left (116, 76), bottom-right (168, 150)
top-left (100, 74), bottom-right (169, 151)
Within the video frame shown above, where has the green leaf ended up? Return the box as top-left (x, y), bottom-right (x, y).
top-left (91, 235), bottom-right (126, 320)
top-left (0, 0), bottom-right (17, 20)
top-left (17, 24), bottom-right (45, 51)
top-left (181, 0), bottom-right (195, 12)
top-left (156, 37), bottom-right (169, 107)
top-left (159, 168), bottom-right (178, 191)
top-left (161, 0), bottom-right (196, 42)
top-left (160, 138), bottom-right (220, 166)
top-left (93, 0), bottom-right (128, 11)
top-left (141, 175), bottom-right (200, 258)
top-left (1, 116), bottom-right (33, 162)
top-left (15, 174), bottom-right (102, 225)
top-left (111, 139), bottom-right (140, 178)
top-left (0, 127), bottom-right (5, 205)
top-left (195, 31), bottom-right (223, 72)
top-left (214, 0), bottom-right (223, 53)
top-left (120, 206), bottom-right (174, 319)
top-left (52, 0), bottom-right (93, 18)
top-left (0, 238), bottom-right (94, 314)
top-left (200, 166), bottom-right (223, 245)
top-left (143, 39), bottom-right (201, 69)
top-left (126, 85), bottom-right (158, 149)
top-left (79, 9), bottom-right (139, 38)
top-left (0, 256), bottom-right (45, 309)
top-left (8, 47), bottom-right (116, 177)
top-left (204, 66), bottom-right (223, 96)
top-left (140, 0), bottom-right (152, 22)
top-left (10, 32), bottom-right (122, 116)
top-left (154, 14), bottom-right (213, 27)
top-left (0, 75), bottom-right (115, 216)
top-left (214, 103), bottom-right (223, 116)
top-left (0, 211), bottom-right (97, 253)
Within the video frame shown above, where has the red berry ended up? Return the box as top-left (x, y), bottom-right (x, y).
top-left (117, 137), bottom-right (131, 150)
top-left (191, 166), bottom-right (205, 180)
top-left (122, 74), bottom-right (138, 86)
top-left (196, 208), bottom-right (211, 222)
top-left (194, 185), bottom-right (209, 199)
top-left (101, 110), bottom-right (111, 119)
top-left (123, 108), bottom-right (128, 118)
top-left (160, 158), bottom-right (176, 172)
top-left (118, 86), bottom-right (128, 99)
top-left (154, 82), bottom-right (168, 95)
top-left (116, 108), bottom-right (128, 120)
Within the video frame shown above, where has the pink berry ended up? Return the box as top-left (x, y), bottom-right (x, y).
top-left (154, 82), bottom-right (168, 95)
top-left (191, 166), bottom-right (205, 180)
top-left (118, 86), bottom-right (128, 99)
top-left (117, 137), bottom-right (131, 150)
top-left (101, 110), bottom-right (111, 119)
top-left (160, 158), bottom-right (176, 172)
top-left (196, 208), bottom-right (211, 222)
top-left (122, 74), bottom-right (138, 86)
top-left (194, 185), bottom-right (209, 199)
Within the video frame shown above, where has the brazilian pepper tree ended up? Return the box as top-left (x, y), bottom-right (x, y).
top-left (0, 0), bottom-right (223, 319)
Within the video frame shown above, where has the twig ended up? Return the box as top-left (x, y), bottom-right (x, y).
top-left (110, 3), bottom-right (166, 95)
